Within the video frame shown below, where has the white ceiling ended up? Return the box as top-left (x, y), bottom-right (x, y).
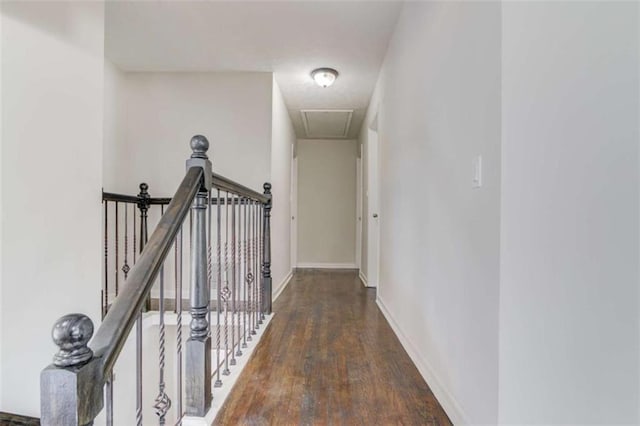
top-left (105, 1), bottom-right (403, 139)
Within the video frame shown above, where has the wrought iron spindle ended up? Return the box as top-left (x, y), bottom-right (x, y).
top-left (103, 200), bottom-right (108, 318)
top-left (133, 203), bottom-right (137, 265)
top-left (123, 204), bottom-right (130, 280)
top-left (105, 372), bottom-right (113, 426)
top-left (136, 312), bottom-right (143, 426)
top-left (253, 201), bottom-right (260, 330)
top-left (115, 202), bottom-right (119, 297)
top-left (230, 195), bottom-right (237, 364)
top-left (235, 197), bottom-right (243, 357)
top-left (242, 198), bottom-right (248, 349)
top-left (247, 200), bottom-right (254, 339)
top-left (259, 203), bottom-right (265, 323)
top-left (175, 226), bottom-right (184, 425)
top-left (154, 206), bottom-right (172, 425)
top-left (222, 193), bottom-right (231, 375)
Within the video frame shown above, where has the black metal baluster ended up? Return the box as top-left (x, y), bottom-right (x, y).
top-left (123, 204), bottom-right (130, 280)
top-left (230, 195), bottom-right (238, 364)
top-left (154, 206), bottom-right (171, 425)
top-left (214, 189), bottom-right (222, 387)
top-left (115, 202), bottom-right (119, 297)
top-left (243, 198), bottom-right (248, 348)
top-left (103, 200), bottom-right (109, 318)
top-left (259, 203), bottom-right (265, 323)
top-left (222, 193), bottom-right (230, 375)
top-left (235, 197), bottom-right (243, 357)
top-left (175, 226), bottom-right (184, 425)
top-left (247, 200), bottom-right (254, 340)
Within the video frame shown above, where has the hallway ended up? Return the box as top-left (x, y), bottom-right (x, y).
top-left (215, 270), bottom-right (451, 425)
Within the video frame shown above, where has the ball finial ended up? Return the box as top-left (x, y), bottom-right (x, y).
top-left (263, 182), bottom-right (272, 194)
top-left (139, 182), bottom-right (149, 193)
top-left (190, 135), bottom-right (209, 159)
top-left (51, 313), bottom-right (94, 367)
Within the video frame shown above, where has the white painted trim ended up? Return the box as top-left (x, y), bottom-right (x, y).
top-left (273, 270), bottom-right (293, 302)
top-left (296, 262), bottom-right (357, 269)
top-left (376, 296), bottom-right (469, 426)
top-left (358, 270), bottom-right (369, 287)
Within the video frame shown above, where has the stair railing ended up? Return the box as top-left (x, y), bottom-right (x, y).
top-left (40, 135), bottom-right (272, 425)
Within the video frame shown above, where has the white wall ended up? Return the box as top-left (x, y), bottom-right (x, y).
top-left (0, 6), bottom-right (3, 407)
top-left (296, 139), bottom-right (357, 267)
top-left (270, 78), bottom-right (295, 292)
top-left (363, 2), bottom-right (501, 423)
top-left (0, 1), bottom-right (105, 416)
top-left (103, 72), bottom-right (273, 196)
top-left (103, 60), bottom-right (128, 193)
top-left (499, 2), bottom-right (639, 423)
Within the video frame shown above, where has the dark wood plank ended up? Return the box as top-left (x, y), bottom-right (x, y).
top-left (214, 269), bottom-right (452, 426)
top-left (0, 412), bottom-right (39, 426)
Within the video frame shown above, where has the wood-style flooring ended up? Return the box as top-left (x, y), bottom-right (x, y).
top-left (214, 269), bottom-right (452, 426)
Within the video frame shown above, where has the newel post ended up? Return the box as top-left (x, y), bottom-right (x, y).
top-left (137, 183), bottom-right (152, 312)
top-left (262, 182), bottom-right (272, 314)
top-left (41, 314), bottom-right (104, 426)
top-left (185, 135), bottom-right (213, 416)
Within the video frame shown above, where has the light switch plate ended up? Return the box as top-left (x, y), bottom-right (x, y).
top-left (472, 156), bottom-right (482, 188)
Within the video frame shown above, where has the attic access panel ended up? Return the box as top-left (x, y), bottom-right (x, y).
top-left (301, 109), bottom-right (353, 139)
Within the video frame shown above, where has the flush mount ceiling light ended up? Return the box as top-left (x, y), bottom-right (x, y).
top-left (311, 68), bottom-right (339, 88)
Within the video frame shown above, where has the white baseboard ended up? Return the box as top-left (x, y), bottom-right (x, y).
top-left (358, 270), bottom-right (368, 287)
top-left (376, 296), bottom-right (469, 425)
top-left (273, 270), bottom-right (293, 302)
top-left (296, 262), bottom-right (357, 269)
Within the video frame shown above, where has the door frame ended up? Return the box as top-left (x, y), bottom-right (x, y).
top-left (290, 143), bottom-right (298, 269)
top-left (355, 153), bottom-right (363, 269)
top-left (366, 109), bottom-right (380, 288)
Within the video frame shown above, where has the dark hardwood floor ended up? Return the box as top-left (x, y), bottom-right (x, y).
top-left (214, 269), bottom-right (452, 426)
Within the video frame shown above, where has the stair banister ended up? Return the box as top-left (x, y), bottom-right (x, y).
top-left (40, 136), bottom-right (211, 426)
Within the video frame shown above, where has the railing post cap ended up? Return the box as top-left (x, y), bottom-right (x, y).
top-left (190, 135), bottom-right (210, 159)
top-left (51, 313), bottom-right (94, 367)
top-left (139, 182), bottom-right (149, 193)
top-left (263, 182), bottom-right (271, 193)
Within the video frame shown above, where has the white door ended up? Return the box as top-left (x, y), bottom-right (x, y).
top-left (367, 127), bottom-right (380, 288)
top-left (290, 145), bottom-right (298, 269)
top-left (355, 156), bottom-right (363, 269)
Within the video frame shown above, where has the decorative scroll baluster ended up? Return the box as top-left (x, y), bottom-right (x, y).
top-left (214, 188), bottom-right (222, 388)
top-left (254, 201), bottom-right (259, 330)
top-left (175, 226), bottom-right (184, 425)
top-left (133, 203), bottom-right (137, 265)
top-left (115, 202), bottom-right (119, 297)
top-left (248, 201), bottom-right (255, 338)
top-left (222, 193), bottom-right (231, 375)
top-left (136, 313), bottom-right (143, 426)
top-left (235, 197), bottom-right (243, 358)
top-left (259, 203), bottom-right (265, 323)
top-left (123, 204), bottom-right (130, 280)
top-left (242, 199), bottom-right (248, 349)
top-left (154, 206), bottom-right (172, 425)
top-left (186, 135), bottom-right (212, 416)
top-left (262, 183), bottom-right (273, 314)
top-left (103, 200), bottom-right (109, 318)
top-left (230, 195), bottom-right (237, 365)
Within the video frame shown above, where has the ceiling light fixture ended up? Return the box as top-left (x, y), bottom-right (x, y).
top-left (311, 68), bottom-right (339, 88)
